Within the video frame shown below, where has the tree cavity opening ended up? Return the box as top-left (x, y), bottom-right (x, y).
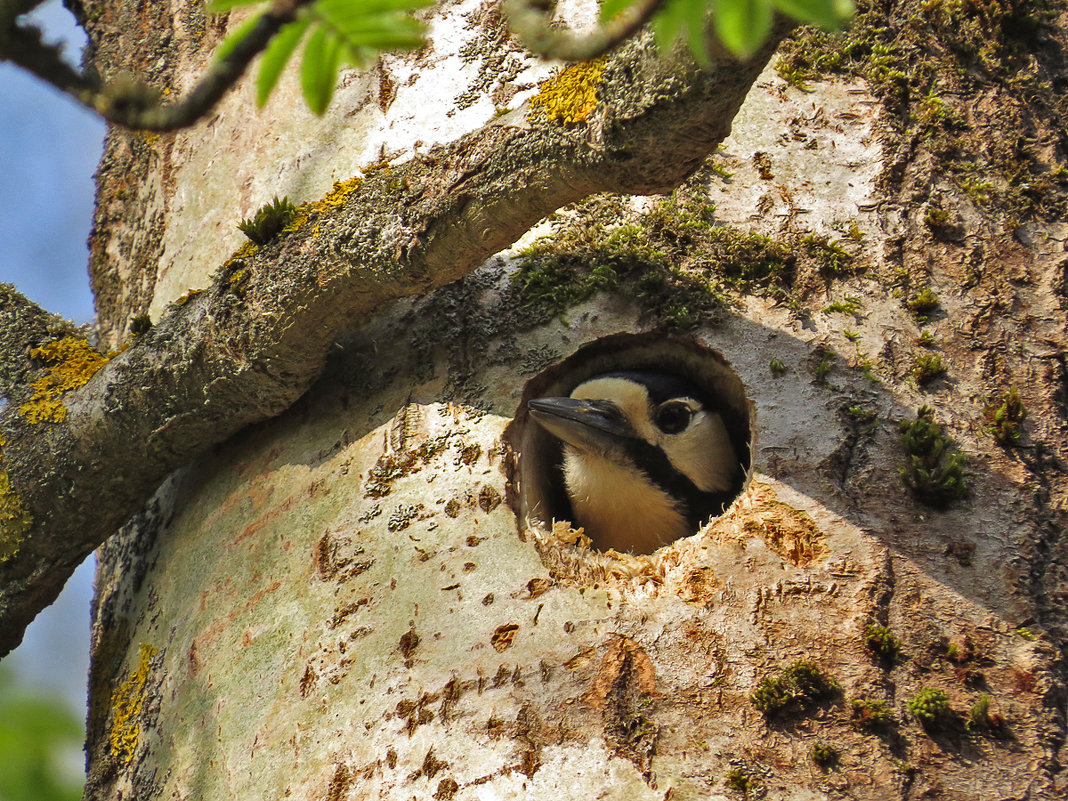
top-left (506, 332), bottom-right (753, 555)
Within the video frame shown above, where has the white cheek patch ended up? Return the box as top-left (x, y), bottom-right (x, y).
top-left (662, 410), bottom-right (739, 493)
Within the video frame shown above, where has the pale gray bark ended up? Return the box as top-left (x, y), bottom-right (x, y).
top-left (3, 0), bottom-right (1068, 798)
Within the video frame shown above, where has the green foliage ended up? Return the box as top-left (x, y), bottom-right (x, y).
top-left (910, 352), bottom-right (946, 385)
top-left (905, 287), bottom-right (939, 322)
top-left (811, 741), bottom-right (839, 768)
top-left (850, 697), bottom-right (894, 731)
top-left (0, 668), bottom-right (84, 801)
top-left (966, 693), bottom-right (1005, 732)
top-left (907, 687), bottom-right (950, 727)
top-left (750, 659), bottom-right (840, 716)
top-left (725, 765), bottom-right (759, 796)
top-left (619, 0), bottom-right (854, 62)
top-left (823, 296), bottom-right (862, 316)
top-left (864, 624), bottom-right (902, 663)
top-left (210, 0), bottom-right (432, 115)
top-left (238, 196), bottom-right (298, 244)
top-left (218, 0), bottom-right (856, 114)
top-left (769, 358), bottom-right (788, 376)
top-left (899, 405), bottom-right (967, 507)
top-left (814, 348), bottom-right (835, 380)
top-left (985, 387), bottom-right (1026, 446)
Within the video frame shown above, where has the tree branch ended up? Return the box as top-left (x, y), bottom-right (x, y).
top-left (1, 0), bottom-right (315, 131)
top-left (0, 285), bottom-right (83, 401)
top-left (0, 21), bottom-right (794, 656)
top-left (502, 0), bottom-right (667, 62)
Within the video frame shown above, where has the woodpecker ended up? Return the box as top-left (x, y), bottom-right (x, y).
top-left (528, 370), bottom-right (741, 554)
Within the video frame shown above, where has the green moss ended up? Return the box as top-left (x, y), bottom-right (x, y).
top-left (965, 696), bottom-right (1003, 734)
top-left (814, 348), bottom-right (836, 380)
top-left (769, 358), bottom-right (788, 376)
top-left (899, 405), bottom-right (968, 507)
top-left (985, 387), bottom-right (1025, 445)
top-left (238, 196), bottom-right (297, 245)
top-left (19, 336), bottom-right (111, 425)
top-left (750, 659), bottom-right (840, 717)
top-left (725, 765), bottom-right (759, 797)
top-left (510, 193), bottom-right (863, 327)
top-left (527, 58), bottom-right (606, 124)
top-left (910, 352), bottom-right (946, 385)
top-left (847, 405), bottom-right (876, 422)
top-left (850, 697), bottom-right (894, 731)
top-left (864, 624), bottom-right (902, 663)
top-left (811, 742), bottom-right (839, 768)
top-left (907, 686), bottom-right (951, 728)
top-left (905, 287), bottom-right (939, 322)
top-left (824, 296), bottom-right (863, 316)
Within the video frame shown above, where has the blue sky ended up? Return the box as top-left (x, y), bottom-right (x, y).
top-left (1, 0), bottom-right (105, 713)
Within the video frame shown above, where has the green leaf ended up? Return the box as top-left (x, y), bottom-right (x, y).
top-left (206, 0), bottom-right (265, 13)
top-left (214, 10), bottom-right (266, 62)
top-left (301, 26), bottom-right (343, 115)
top-left (600, 0), bottom-right (639, 22)
top-left (317, 0), bottom-right (435, 14)
top-left (681, 0), bottom-right (711, 67)
top-left (257, 17), bottom-right (311, 106)
top-left (771, 0), bottom-right (854, 30)
top-left (652, 0), bottom-right (687, 51)
top-left (713, 0), bottom-right (773, 58)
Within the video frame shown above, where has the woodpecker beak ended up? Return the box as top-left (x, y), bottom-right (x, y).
top-left (528, 397), bottom-right (636, 454)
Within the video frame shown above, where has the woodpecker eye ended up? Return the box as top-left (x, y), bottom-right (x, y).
top-left (655, 402), bottom-right (693, 434)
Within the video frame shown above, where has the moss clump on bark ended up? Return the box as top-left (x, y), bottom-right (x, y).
top-left (899, 405), bottom-right (968, 507)
top-left (750, 659), bottom-right (841, 717)
top-left (511, 193), bottom-right (859, 328)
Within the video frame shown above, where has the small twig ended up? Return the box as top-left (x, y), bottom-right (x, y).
top-left (502, 0), bottom-right (666, 62)
top-left (1, 0), bottom-right (315, 131)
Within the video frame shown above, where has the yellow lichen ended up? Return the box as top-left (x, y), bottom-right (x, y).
top-left (18, 336), bottom-right (111, 425)
top-left (222, 240), bottom-right (259, 271)
top-left (311, 176), bottom-right (362, 213)
top-left (109, 643), bottom-right (158, 761)
top-left (174, 288), bottom-right (203, 306)
top-left (527, 58), bottom-right (607, 124)
top-left (0, 435), bottom-right (32, 562)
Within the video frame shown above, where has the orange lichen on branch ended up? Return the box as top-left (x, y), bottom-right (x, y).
top-left (109, 642), bottom-right (159, 762)
top-left (0, 435), bottom-right (33, 562)
top-left (527, 58), bottom-right (606, 124)
top-left (18, 336), bottom-right (111, 424)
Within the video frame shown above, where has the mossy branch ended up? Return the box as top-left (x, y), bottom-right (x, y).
top-left (0, 284), bottom-right (83, 401)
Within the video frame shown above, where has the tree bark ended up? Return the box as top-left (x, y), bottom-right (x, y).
top-left (46, 0), bottom-right (1068, 798)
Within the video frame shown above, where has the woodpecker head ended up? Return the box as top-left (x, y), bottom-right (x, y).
top-left (528, 370), bottom-right (741, 554)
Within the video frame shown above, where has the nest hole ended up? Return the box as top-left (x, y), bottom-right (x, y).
top-left (505, 332), bottom-right (753, 554)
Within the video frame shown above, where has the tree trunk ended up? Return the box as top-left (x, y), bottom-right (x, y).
top-left (79, 0), bottom-right (1068, 799)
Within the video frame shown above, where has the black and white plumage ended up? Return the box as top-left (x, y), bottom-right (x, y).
top-left (528, 370), bottom-right (741, 554)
